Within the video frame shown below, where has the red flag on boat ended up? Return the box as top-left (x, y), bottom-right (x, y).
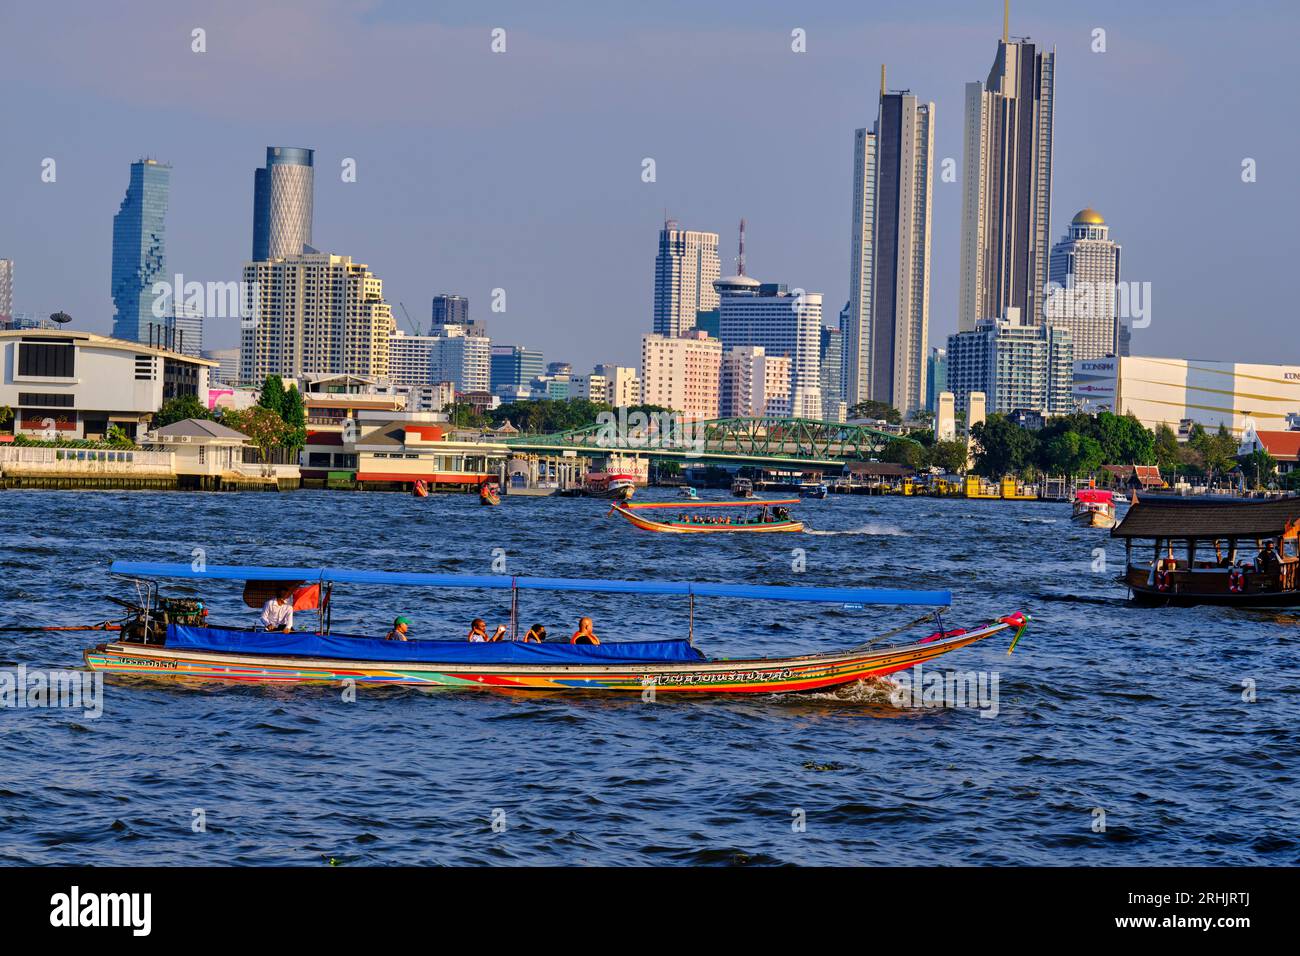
top-left (293, 584), bottom-right (320, 610)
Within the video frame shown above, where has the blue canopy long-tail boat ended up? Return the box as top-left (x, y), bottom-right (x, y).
top-left (86, 561), bottom-right (1029, 694)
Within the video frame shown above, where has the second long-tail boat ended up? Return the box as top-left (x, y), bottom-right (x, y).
top-left (609, 499), bottom-right (803, 533)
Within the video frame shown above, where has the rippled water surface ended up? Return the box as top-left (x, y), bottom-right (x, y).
top-left (1, 489), bottom-right (1296, 865)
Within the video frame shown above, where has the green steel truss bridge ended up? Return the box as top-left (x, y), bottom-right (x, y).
top-left (503, 416), bottom-right (912, 468)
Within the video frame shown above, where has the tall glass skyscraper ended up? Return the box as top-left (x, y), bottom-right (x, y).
top-left (111, 159), bottom-right (171, 343)
top-left (252, 147), bottom-right (314, 261)
top-left (959, 21), bottom-right (1055, 331)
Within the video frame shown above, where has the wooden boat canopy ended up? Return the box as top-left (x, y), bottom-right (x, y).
top-left (109, 561), bottom-right (952, 607)
top-left (1111, 496), bottom-right (1300, 540)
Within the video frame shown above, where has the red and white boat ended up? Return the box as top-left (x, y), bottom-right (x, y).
top-left (1071, 488), bottom-right (1117, 528)
top-left (581, 472), bottom-right (637, 501)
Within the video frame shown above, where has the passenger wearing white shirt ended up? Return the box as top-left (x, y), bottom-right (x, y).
top-left (260, 587), bottom-right (295, 633)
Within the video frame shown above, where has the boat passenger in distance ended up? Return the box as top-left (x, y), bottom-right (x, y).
top-left (487, 624), bottom-right (508, 642)
top-left (467, 619), bottom-right (489, 642)
top-left (571, 617), bottom-right (600, 645)
top-left (260, 586), bottom-right (294, 633)
top-left (523, 624), bottom-right (546, 643)
top-left (385, 616), bottom-right (412, 641)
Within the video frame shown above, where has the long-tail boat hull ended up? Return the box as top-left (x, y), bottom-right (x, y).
top-left (610, 499), bottom-right (803, 533)
top-left (84, 619), bottom-right (1017, 692)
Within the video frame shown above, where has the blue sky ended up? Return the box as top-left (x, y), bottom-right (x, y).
top-left (1, 0), bottom-right (1297, 370)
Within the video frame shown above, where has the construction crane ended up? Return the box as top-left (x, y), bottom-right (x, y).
top-left (398, 302), bottom-right (420, 336)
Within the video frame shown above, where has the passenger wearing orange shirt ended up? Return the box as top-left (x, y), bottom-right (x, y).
top-left (570, 617), bottom-right (600, 645)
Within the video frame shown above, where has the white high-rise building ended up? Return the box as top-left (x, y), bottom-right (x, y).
top-left (717, 278), bottom-right (822, 420)
top-left (721, 346), bottom-right (792, 418)
top-left (427, 324), bottom-right (490, 394)
top-left (0, 259), bottom-right (12, 322)
top-left (240, 253), bottom-right (394, 383)
top-left (640, 331), bottom-right (722, 420)
top-left (844, 127), bottom-right (877, 406)
top-left (1046, 208), bottom-right (1122, 361)
top-left (946, 308), bottom-right (1073, 417)
top-left (591, 364), bottom-right (641, 406)
top-left (959, 24), bottom-right (1055, 331)
top-left (653, 222), bottom-right (720, 338)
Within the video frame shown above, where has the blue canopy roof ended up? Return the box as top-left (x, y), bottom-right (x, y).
top-left (109, 560), bottom-right (951, 607)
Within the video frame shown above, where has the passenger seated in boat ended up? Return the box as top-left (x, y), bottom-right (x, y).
top-left (486, 624), bottom-right (508, 642)
top-left (259, 586), bottom-right (294, 633)
top-left (523, 624), bottom-right (547, 643)
top-left (385, 616), bottom-right (412, 641)
top-left (571, 617), bottom-right (601, 645)
top-left (1213, 540), bottom-right (1234, 568)
top-left (467, 618), bottom-right (489, 642)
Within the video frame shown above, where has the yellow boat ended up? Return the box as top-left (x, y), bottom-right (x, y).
top-left (610, 499), bottom-right (804, 533)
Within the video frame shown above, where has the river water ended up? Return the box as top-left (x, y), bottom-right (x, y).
top-left (0, 489), bottom-right (1295, 865)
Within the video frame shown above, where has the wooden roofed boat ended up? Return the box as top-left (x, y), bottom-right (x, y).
top-left (609, 498), bottom-right (803, 533)
top-left (85, 562), bottom-right (1029, 693)
top-left (1072, 488), bottom-right (1117, 528)
top-left (1112, 494), bottom-right (1300, 606)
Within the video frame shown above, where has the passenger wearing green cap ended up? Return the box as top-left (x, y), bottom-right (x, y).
top-left (385, 616), bottom-right (412, 641)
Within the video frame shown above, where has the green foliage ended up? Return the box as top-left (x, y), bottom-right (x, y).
top-left (970, 414), bottom-right (1037, 479)
top-left (1041, 431), bottom-right (1105, 477)
top-left (279, 385), bottom-right (307, 450)
top-left (257, 376), bottom-right (287, 418)
top-left (1241, 448), bottom-right (1278, 487)
top-left (1153, 423), bottom-right (1182, 472)
top-left (444, 401), bottom-right (490, 429)
top-left (848, 400), bottom-right (902, 425)
top-left (1191, 423), bottom-right (1238, 477)
top-left (882, 437), bottom-right (927, 471)
top-left (223, 406), bottom-right (291, 462)
top-left (928, 440), bottom-right (970, 476)
top-left (152, 394), bottom-right (212, 429)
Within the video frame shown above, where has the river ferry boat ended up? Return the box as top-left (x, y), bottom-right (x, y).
top-left (1071, 489), bottom-right (1116, 528)
top-left (85, 562), bottom-right (1029, 694)
top-left (731, 477), bottom-right (754, 498)
top-left (580, 472), bottom-right (637, 500)
top-left (1112, 495), bottom-right (1300, 607)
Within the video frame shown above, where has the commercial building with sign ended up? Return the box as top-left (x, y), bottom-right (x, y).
top-left (1089, 356), bottom-right (1300, 435)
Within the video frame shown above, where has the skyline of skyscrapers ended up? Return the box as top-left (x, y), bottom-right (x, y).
top-left (1047, 208), bottom-right (1123, 361)
top-left (653, 221), bottom-right (720, 338)
top-left (252, 147), bottom-right (315, 262)
top-left (110, 158), bottom-right (171, 344)
top-left (958, 25), bottom-right (1056, 331)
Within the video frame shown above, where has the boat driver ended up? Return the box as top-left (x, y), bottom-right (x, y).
top-left (385, 616), bottom-right (412, 641)
top-left (260, 586), bottom-right (295, 633)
